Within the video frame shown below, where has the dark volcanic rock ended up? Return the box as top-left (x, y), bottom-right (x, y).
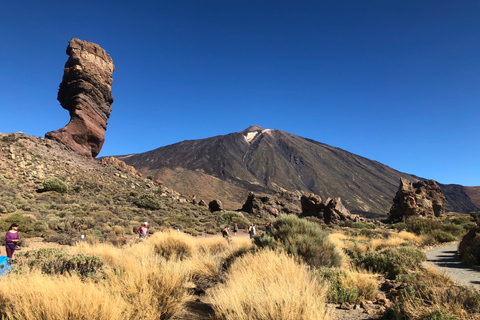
top-left (458, 224), bottom-right (480, 258)
top-left (209, 199), bottom-right (224, 212)
top-left (324, 197), bottom-right (359, 224)
top-left (46, 38), bottom-right (114, 158)
top-left (300, 193), bottom-right (325, 218)
top-left (389, 178), bottom-right (446, 222)
top-left (241, 191), bottom-right (301, 218)
top-left (300, 193), bottom-right (358, 224)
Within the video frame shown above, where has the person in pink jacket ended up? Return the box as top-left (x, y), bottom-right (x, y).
top-left (5, 223), bottom-right (20, 258)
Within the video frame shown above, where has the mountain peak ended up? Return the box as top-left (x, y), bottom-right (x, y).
top-left (241, 125), bottom-right (265, 133)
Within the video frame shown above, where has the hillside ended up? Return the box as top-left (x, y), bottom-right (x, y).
top-left (116, 126), bottom-right (479, 217)
top-left (0, 132), bottom-right (251, 244)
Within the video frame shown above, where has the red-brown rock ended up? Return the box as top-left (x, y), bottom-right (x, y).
top-left (45, 38), bottom-right (114, 158)
top-left (389, 178), bottom-right (446, 222)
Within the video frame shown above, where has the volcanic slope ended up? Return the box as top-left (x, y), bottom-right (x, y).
top-left (116, 126), bottom-right (478, 217)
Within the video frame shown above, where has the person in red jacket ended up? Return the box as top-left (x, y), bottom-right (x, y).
top-left (137, 222), bottom-right (149, 239)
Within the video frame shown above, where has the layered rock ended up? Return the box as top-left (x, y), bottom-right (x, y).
top-left (389, 178), bottom-right (446, 222)
top-left (46, 38), bottom-right (114, 158)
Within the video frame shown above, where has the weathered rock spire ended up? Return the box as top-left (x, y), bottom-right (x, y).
top-left (45, 38), bottom-right (114, 158)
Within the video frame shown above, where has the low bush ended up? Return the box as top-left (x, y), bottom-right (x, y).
top-left (255, 214), bottom-right (342, 268)
top-left (16, 248), bottom-right (104, 278)
top-left (354, 246), bottom-right (426, 280)
top-left (317, 268), bottom-right (377, 304)
top-left (133, 194), bottom-right (162, 210)
top-left (42, 177), bottom-right (68, 194)
top-left (217, 211), bottom-right (250, 228)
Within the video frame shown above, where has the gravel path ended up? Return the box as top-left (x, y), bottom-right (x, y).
top-left (425, 243), bottom-right (480, 290)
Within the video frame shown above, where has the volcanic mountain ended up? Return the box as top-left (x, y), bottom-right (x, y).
top-left (115, 126), bottom-right (479, 217)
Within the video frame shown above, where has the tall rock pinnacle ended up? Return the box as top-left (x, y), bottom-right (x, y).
top-left (45, 38), bottom-right (115, 158)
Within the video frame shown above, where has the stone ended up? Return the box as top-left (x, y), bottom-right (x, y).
top-left (241, 191), bottom-right (301, 218)
top-left (209, 199), bottom-right (223, 212)
top-left (300, 193), bottom-right (325, 217)
top-left (324, 197), bottom-right (359, 224)
top-left (389, 178), bottom-right (446, 222)
top-left (458, 224), bottom-right (480, 258)
top-left (101, 157), bottom-right (142, 177)
top-left (45, 38), bottom-right (114, 158)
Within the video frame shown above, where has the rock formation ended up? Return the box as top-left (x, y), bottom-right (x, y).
top-left (458, 224), bottom-right (480, 258)
top-left (241, 191), bottom-right (302, 218)
top-left (389, 178), bottom-right (446, 222)
top-left (209, 199), bottom-right (224, 212)
top-left (300, 193), bottom-right (359, 224)
top-left (45, 38), bottom-right (114, 158)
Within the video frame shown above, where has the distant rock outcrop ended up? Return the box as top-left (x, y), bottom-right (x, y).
top-left (46, 38), bottom-right (114, 158)
top-left (100, 157), bottom-right (142, 177)
top-left (209, 199), bottom-right (224, 212)
top-left (241, 191), bottom-right (301, 218)
top-left (300, 193), bottom-right (359, 224)
top-left (389, 178), bottom-right (446, 222)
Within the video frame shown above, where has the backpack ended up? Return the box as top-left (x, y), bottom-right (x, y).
top-left (248, 226), bottom-right (252, 232)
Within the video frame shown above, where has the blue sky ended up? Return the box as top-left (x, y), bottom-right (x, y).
top-left (0, 1), bottom-right (478, 186)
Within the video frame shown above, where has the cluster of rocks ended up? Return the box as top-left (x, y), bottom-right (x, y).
top-left (389, 178), bottom-right (446, 222)
top-left (46, 38), bottom-right (115, 158)
top-left (100, 157), bottom-right (142, 178)
top-left (239, 190), bottom-right (359, 224)
top-left (301, 193), bottom-right (359, 224)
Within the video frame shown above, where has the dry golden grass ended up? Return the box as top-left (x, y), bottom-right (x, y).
top-left (342, 270), bottom-right (378, 301)
top-left (208, 249), bottom-right (331, 320)
top-left (0, 271), bottom-right (128, 320)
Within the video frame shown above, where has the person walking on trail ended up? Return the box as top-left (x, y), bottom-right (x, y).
top-left (233, 223), bottom-right (238, 237)
top-left (249, 224), bottom-right (256, 239)
top-left (222, 226), bottom-right (229, 240)
top-left (266, 222), bottom-right (273, 235)
top-left (5, 223), bottom-right (20, 258)
top-left (138, 222), bottom-right (149, 239)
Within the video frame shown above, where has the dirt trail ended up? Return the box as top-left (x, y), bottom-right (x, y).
top-left (425, 243), bottom-right (480, 290)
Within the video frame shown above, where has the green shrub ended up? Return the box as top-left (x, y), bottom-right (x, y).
top-left (17, 248), bottom-right (104, 278)
top-left (253, 234), bottom-right (276, 250)
top-left (421, 308), bottom-right (458, 320)
top-left (217, 211), bottom-right (250, 228)
top-left (429, 230), bottom-right (456, 243)
top-left (355, 246), bottom-right (426, 280)
top-left (317, 268), bottom-right (359, 303)
top-left (256, 214), bottom-right (341, 268)
top-left (42, 177), bottom-right (68, 194)
top-left (351, 221), bottom-right (376, 229)
top-left (134, 194), bottom-right (162, 210)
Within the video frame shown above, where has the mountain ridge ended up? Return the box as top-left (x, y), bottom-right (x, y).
top-left (115, 126), bottom-right (479, 217)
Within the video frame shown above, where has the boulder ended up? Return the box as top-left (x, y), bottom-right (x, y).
top-left (209, 199), bottom-right (223, 212)
top-left (324, 197), bottom-right (359, 224)
top-left (389, 178), bottom-right (446, 222)
top-left (458, 224), bottom-right (480, 258)
top-left (46, 38), bottom-right (115, 158)
top-left (300, 193), bottom-right (324, 217)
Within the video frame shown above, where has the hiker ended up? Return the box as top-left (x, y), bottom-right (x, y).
top-left (233, 223), bottom-right (238, 237)
top-left (137, 222), bottom-right (149, 239)
top-left (5, 223), bottom-right (20, 258)
top-left (222, 226), bottom-right (229, 240)
top-left (249, 224), bottom-right (256, 239)
top-left (266, 222), bottom-right (273, 234)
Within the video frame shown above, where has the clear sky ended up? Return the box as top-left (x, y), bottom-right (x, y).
top-left (0, 1), bottom-right (478, 186)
